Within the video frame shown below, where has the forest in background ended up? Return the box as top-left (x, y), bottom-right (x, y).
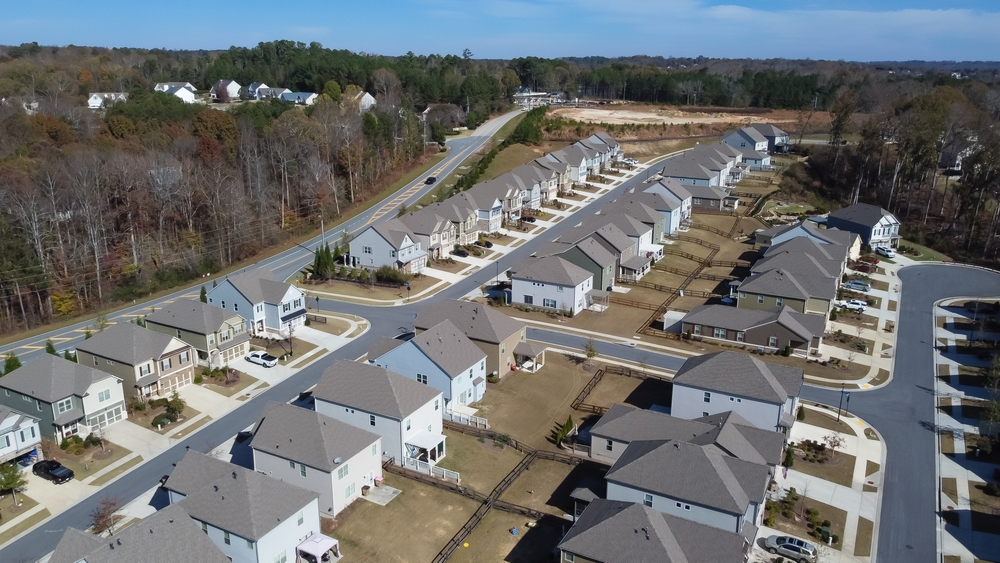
top-left (0, 40), bottom-right (998, 336)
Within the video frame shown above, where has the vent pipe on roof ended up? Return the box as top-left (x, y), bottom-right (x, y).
top-left (232, 471), bottom-right (237, 479)
top-left (642, 527), bottom-right (649, 540)
top-left (334, 457), bottom-right (342, 464)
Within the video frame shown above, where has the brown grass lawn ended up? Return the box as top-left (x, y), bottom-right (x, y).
top-left (128, 404), bottom-right (201, 434)
top-left (303, 314), bottom-right (352, 336)
top-left (447, 509), bottom-right (564, 563)
top-left (474, 353), bottom-right (599, 450)
top-left (824, 334), bottom-right (877, 356)
top-left (437, 431), bottom-right (526, 495)
top-left (942, 477), bottom-right (960, 506)
top-left (865, 460), bottom-right (880, 477)
top-left (800, 406), bottom-right (856, 435)
top-left (969, 482), bottom-right (1000, 534)
top-left (305, 274), bottom-right (438, 301)
top-left (505, 305), bottom-right (655, 340)
top-left (584, 373), bottom-right (644, 410)
top-left (958, 365), bottom-right (988, 387)
top-left (834, 310), bottom-right (878, 329)
top-left (52, 440), bottom-right (132, 478)
top-left (854, 517), bottom-right (874, 557)
top-left (201, 372), bottom-right (258, 398)
top-left (428, 258), bottom-right (467, 273)
top-left (324, 478), bottom-right (479, 563)
top-left (887, 299), bottom-right (897, 312)
top-left (792, 450), bottom-right (857, 488)
top-left (500, 460), bottom-right (608, 518)
top-left (261, 338), bottom-right (317, 365)
top-left (941, 432), bottom-right (957, 455)
top-left (771, 497), bottom-right (848, 551)
top-left (939, 399), bottom-right (991, 420)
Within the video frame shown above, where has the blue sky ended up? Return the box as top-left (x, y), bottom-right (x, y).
top-left (3, 0), bottom-right (998, 61)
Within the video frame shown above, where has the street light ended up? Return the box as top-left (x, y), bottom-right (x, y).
top-left (404, 282), bottom-right (411, 302)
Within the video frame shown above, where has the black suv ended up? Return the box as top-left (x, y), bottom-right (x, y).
top-left (425, 176), bottom-right (437, 185)
top-left (33, 460), bottom-right (75, 484)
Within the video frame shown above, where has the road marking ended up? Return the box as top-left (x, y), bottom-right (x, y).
top-left (19, 345), bottom-right (44, 351)
top-left (49, 337), bottom-right (74, 342)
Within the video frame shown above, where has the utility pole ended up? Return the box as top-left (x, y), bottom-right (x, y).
top-left (319, 215), bottom-right (325, 246)
top-left (836, 383), bottom-right (845, 423)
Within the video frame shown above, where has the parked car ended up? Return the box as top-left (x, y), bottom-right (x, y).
top-left (764, 535), bottom-right (818, 563)
top-left (424, 176), bottom-right (437, 185)
top-left (522, 216), bottom-right (536, 223)
top-left (33, 460), bottom-right (75, 484)
top-left (245, 350), bottom-right (279, 368)
top-left (843, 279), bottom-right (872, 292)
top-left (837, 299), bottom-right (868, 312)
top-left (854, 263), bottom-right (875, 273)
top-left (452, 249), bottom-right (469, 258)
top-left (474, 240), bottom-right (494, 248)
top-left (874, 245), bottom-right (896, 258)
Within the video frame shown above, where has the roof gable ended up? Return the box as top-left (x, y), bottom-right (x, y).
top-left (313, 361), bottom-right (441, 419)
top-left (414, 300), bottom-right (524, 343)
top-left (409, 320), bottom-right (486, 377)
top-left (77, 322), bottom-right (186, 365)
top-left (0, 354), bottom-right (117, 403)
top-left (672, 351), bottom-right (803, 403)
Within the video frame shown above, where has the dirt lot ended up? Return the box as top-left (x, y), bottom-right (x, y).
top-left (447, 509), bottom-right (564, 563)
top-left (437, 430), bottom-right (526, 494)
top-left (500, 460), bottom-right (608, 517)
top-left (499, 302), bottom-right (656, 340)
top-left (550, 106), bottom-right (795, 126)
top-left (586, 372), bottom-right (673, 412)
top-left (324, 478), bottom-right (479, 563)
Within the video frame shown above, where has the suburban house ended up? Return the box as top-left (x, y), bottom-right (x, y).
top-left (352, 90), bottom-right (377, 113)
top-left (0, 406), bottom-right (41, 464)
top-left (562, 221), bottom-right (644, 281)
top-left (536, 237), bottom-right (617, 292)
top-left (600, 198), bottom-right (667, 245)
top-left (736, 267), bottom-right (837, 316)
top-left (453, 191), bottom-right (502, 234)
top-left (49, 504), bottom-right (232, 563)
top-left (144, 299), bottom-right (250, 369)
top-left (367, 319), bottom-right (487, 407)
top-left (251, 402), bottom-right (382, 517)
top-left (468, 179), bottom-right (522, 224)
top-left (210, 79), bottom-right (241, 100)
top-left (558, 499), bottom-right (751, 563)
top-left (207, 270), bottom-right (307, 336)
top-left (546, 146), bottom-right (591, 183)
top-left (247, 82), bottom-right (269, 100)
top-left (659, 158), bottom-right (721, 187)
top-left (670, 351), bottom-right (804, 432)
top-left (280, 91), bottom-right (318, 105)
top-left (397, 209), bottom-right (456, 260)
top-left (258, 87), bottom-right (291, 100)
top-left (589, 404), bottom-right (785, 468)
top-left (509, 255), bottom-right (594, 316)
top-left (644, 178), bottom-right (693, 223)
top-left (0, 355), bottom-right (125, 440)
top-left (501, 167), bottom-right (543, 211)
top-left (756, 236), bottom-right (853, 281)
top-left (620, 191), bottom-right (684, 238)
top-left (154, 82), bottom-right (195, 93)
top-left (165, 450), bottom-right (329, 563)
top-left (313, 361), bottom-right (446, 467)
top-left (412, 199), bottom-right (480, 246)
top-left (826, 203), bottom-right (901, 249)
top-left (414, 300), bottom-right (528, 379)
top-left (87, 92), bottom-right (127, 109)
top-left (605, 439), bottom-right (771, 534)
top-left (755, 219), bottom-right (861, 261)
top-left (532, 157), bottom-right (572, 195)
top-left (349, 218), bottom-right (427, 274)
top-left (515, 161), bottom-right (559, 202)
top-left (164, 85), bottom-right (196, 104)
top-left (723, 127), bottom-right (769, 153)
top-left (76, 323), bottom-right (195, 399)
top-left (748, 123), bottom-right (790, 153)
top-left (681, 304), bottom-right (826, 355)
top-left (588, 131), bottom-right (621, 159)
top-left (687, 184), bottom-right (740, 212)
top-left (686, 143), bottom-right (747, 183)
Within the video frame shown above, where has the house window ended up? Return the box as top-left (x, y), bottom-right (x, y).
top-left (289, 460), bottom-right (295, 469)
top-left (556, 286), bottom-right (563, 293)
top-left (294, 299), bottom-right (301, 308)
top-left (363, 246), bottom-right (373, 254)
top-left (3, 435), bottom-right (9, 448)
top-left (565, 553), bottom-right (576, 562)
top-left (481, 361), bottom-right (485, 370)
top-left (736, 331), bottom-right (745, 342)
top-left (180, 351), bottom-right (189, 364)
top-left (98, 390), bottom-right (111, 402)
top-left (694, 198), bottom-right (702, 204)
top-left (345, 482), bottom-right (356, 498)
top-left (299, 464), bottom-right (307, 477)
top-left (406, 419), bottom-right (411, 431)
top-left (338, 464), bottom-right (349, 480)
top-left (434, 399), bottom-right (439, 411)
top-left (282, 302), bottom-right (290, 313)
top-left (297, 511), bottom-right (304, 525)
top-left (369, 415), bottom-right (376, 426)
top-left (93, 356), bottom-right (98, 366)
top-left (56, 398), bottom-right (73, 415)
top-left (224, 531), bottom-right (231, 545)
top-left (606, 439), bottom-right (613, 452)
top-left (208, 335), bottom-right (215, 345)
top-left (693, 325), bottom-right (701, 335)
top-left (22, 395), bottom-right (30, 402)
top-left (161, 358), bottom-right (171, 371)
top-left (776, 297), bottom-right (783, 307)
top-left (769, 336), bottom-right (778, 347)
top-left (274, 551), bottom-right (287, 563)
top-left (757, 295), bottom-right (764, 304)
top-left (221, 331), bottom-right (231, 343)
top-left (202, 521), bottom-right (208, 534)
top-left (457, 376), bottom-right (462, 385)
top-left (390, 250), bottom-right (397, 258)
top-left (221, 301), bottom-right (225, 309)
top-left (730, 397), bottom-right (742, 403)
top-left (703, 392), bottom-right (711, 403)
top-left (345, 408), bottom-right (355, 414)
top-left (714, 328), bottom-right (726, 339)
top-left (176, 329), bottom-right (182, 338)
top-left (643, 494), bottom-right (653, 507)
top-left (372, 444), bottom-right (378, 456)
top-left (703, 411), bottom-right (709, 417)
top-left (247, 540), bottom-right (254, 549)
top-left (417, 374), bottom-right (428, 384)
top-left (523, 295), bottom-right (533, 305)
top-left (543, 298), bottom-right (556, 308)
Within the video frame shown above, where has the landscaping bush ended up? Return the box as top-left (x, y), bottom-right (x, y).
top-left (130, 400), bottom-right (147, 412)
top-left (783, 448), bottom-right (794, 468)
top-left (166, 392), bottom-right (186, 417)
top-left (152, 413), bottom-right (173, 428)
top-left (797, 406), bottom-right (806, 421)
top-left (84, 433), bottom-right (103, 448)
top-left (149, 398), bottom-right (169, 409)
top-left (69, 443), bottom-right (86, 456)
top-left (194, 374), bottom-right (203, 384)
top-left (60, 438), bottom-right (70, 450)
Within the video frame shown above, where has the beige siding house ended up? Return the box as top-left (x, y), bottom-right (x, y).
top-left (414, 300), bottom-right (527, 379)
top-left (145, 299), bottom-right (250, 368)
top-left (76, 323), bottom-right (195, 399)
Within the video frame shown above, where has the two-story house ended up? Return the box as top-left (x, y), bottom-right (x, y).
top-left (561, 221), bottom-right (644, 281)
top-left (681, 304), bottom-right (825, 355)
top-left (397, 210), bottom-right (455, 261)
top-left (349, 219), bottom-right (427, 274)
top-left (469, 179), bottom-right (522, 224)
top-left (453, 191), bottom-right (502, 234)
top-left (546, 147), bottom-right (590, 183)
top-left (0, 356), bottom-right (125, 440)
top-left (533, 157), bottom-right (571, 196)
top-left (251, 402), bottom-right (382, 517)
top-left (313, 361), bottom-right (445, 466)
top-left (208, 270), bottom-right (307, 336)
top-left (748, 123), bottom-right (790, 153)
top-left (414, 300), bottom-right (527, 379)
top-left (755, 219), bottom-right (860, 260)
top-left (735, 268), bottom-right (837, 317)
top-left (210, 79), bottom-right (241, 100)
top-left (247, 82), bottom-right (269, 100)
top-left (165, 450), bottom-right (328, 563)
top-left (513, 162), bottom-right (558, 203)
top-left (826, 203), bottom-right (901, 249)
top-left (144, 299), bottom-right (250, 368)
top-left (367, 319), bottom-right (487, 407)
top-left (76, 323), bottom-right (195, 399)
top-left (535, 237), bottom-right (617, 292)
top-left (509, 255), bottom-right (594, 316)
top-left (644, 178), bottom-right (693, 223)
top-left (0, 406), bottom-right (41, 464)
top-left (670, 351), bottom-right (804, 432)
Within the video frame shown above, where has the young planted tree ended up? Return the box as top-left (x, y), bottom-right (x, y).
top-left (199, 285), bottom-right (208, 303)
top-left (584, 337), bottom-right (598, 366)
top-left (89, 496), bottom-right (121, 535)
top-left (0, 462), bottom-right (27, 500)
top-left (3, 353), bottom-right (21, 376)
top-left (823, 433), bottom-right (846, 461)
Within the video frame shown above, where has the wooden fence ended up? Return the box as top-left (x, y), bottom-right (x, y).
top-left (305, 313), bottom-right (327, 324)
top-left (660, 247), bottom-right (704, 262)
top-left (689, 223), bottom-right (729, 237)
top-left (607, 295), bottom-right (662, 311)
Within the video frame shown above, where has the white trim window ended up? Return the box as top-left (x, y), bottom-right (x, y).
top-left (56, 397), bottom-right (73, 415)
top-left (160, 358), bottom-right (171, 371)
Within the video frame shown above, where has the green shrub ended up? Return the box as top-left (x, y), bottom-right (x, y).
top-left (130, 400), bottom-right (147, 412)
top-left (69, 444), bottom-right (86, 456)
top-left (60, 438), bottom-right (70, 450)
top-left (797, 406), bottom-right (805, 421)
top-left (783, 448), bottom-right (794, 468)
top-left (84, 434), bottom-right (103, 448)
top-left (71, 435), bottom-right (84, 445)
top-left (166, 391), bottom-right (186, 417)
top-left (831, 534), bottom-right (840, 544)
top-left (152, 413), bottom-right (173, 428)
top-left (149, 398), bottom-right (169, 409)
top-left (194, 375), bottom-right (203, 384)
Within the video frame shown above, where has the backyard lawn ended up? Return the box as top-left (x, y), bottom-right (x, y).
top-left (791, 451), bottom-right (857, 488)
top-left (447, 510), bottom-right (563, 563)
top-left (500, 460), bottom-right (607, 518)
top-left (436, 431), bottom-right (525, 494)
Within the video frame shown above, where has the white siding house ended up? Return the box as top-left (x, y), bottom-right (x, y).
top-left (210, 80), bottom-right (241, 100)
top-left (349, 219), bottom-right (427, 274)
top-left (87, 92), bottom-right (127, 109)
top-left (0, 406), bottom-right (41, 464)
top-left (207, 270), bottom-right (307, 336)
top-left (509, 256), bottom-right (594, 315)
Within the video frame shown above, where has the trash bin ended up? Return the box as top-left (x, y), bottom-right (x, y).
top-left (374, 476), bottom-right (384, 488)
top-left (362, 485), bottom-right (371, 497)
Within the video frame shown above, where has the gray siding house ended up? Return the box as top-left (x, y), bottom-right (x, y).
top-left (207, 270), bottom-right (307, 336)
top-left (349, 218), bottom-right (428, 273)
top-left (76, 323), bottom-right (196, 399)
top-left (144, 299), bottom-right (250, 368)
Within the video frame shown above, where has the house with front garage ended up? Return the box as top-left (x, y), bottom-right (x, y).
top-left (670, 351), bottom-right (803, 432)
top-left (723, 127), bottom-right (769, 154)
top-left (736, 268), bottom-right (837, 316)
top-left (562, 221), bottom-right (646, 281)
top-left (512, 163), bottom-right (558, 204)
top-left (644, 178), bottom-right (693, 223)
top-left (509, 255), bottom-right (594, 316)
top-left (208, 269), bottom-right (307, 336)
top-left (748, 123), bottom-right (790, 153)
top-left (87, 92), bottom-right (127, 109)
top-left (826, 202), bottom-right (901, 249)
top-left (76, 323), bottom-right (195, 400)
top-left (0, 355), bottom-right (125, 440)
top-left (251, 402), bottom-right (382, 517)
top-left (536, 236), bottom-right (618, 292)
top-left (600, 198), bottom-right (667, 246)
top-left (144, 299), bottom-right (250, 369)
top-left (414, 300), bottom-right (528, 379)
top-left (659, 157), bottom-right (722, 187)
top-left (533, 157), bottom-right (571, 195)
top-left (397, 209), bottom-right (456, 261)
top-left (469, 178), bottom-right (523, 224)
top-left (681, 304), bottom-right (825, 355)
top-left (453, 190), bottom-right (503, 235)
top-left (558, 499), bottom-right (752, 563)
top-left (755, 220), bottom-right (860, 261)
top-left (367, 319), bottom-right (487, 407)
top-left (165, 450), bottom-right (332, 563)
top-left (247, 82), bottom-right (269, 100)
top-left (164, 85), bottom-right (196, 104)
top-left (547, 146), bottom-right (591, 183)
top-left (416, 199), bottom-right (480, 246)
top-left (0, 406), bottom-right (41, 464)
top-left (349, 218), bottom-right (427, 274)
top-left (313, 361), bottom-right (446, 467)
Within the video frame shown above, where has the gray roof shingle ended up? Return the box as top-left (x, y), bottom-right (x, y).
top-left (414, 300), bottom-right (524, 344)
top-left (558, 499), bottom-right (750, 563)
top-left (682, 305), bottom-right (822, 342)
top-left (828, 203), bottom-right (895, 227)
top-left (145, 299), bottom-right (240, 335)
top-left (371, 218), bottom-right (418, 250)
top-left (509, 255), bottom-right (593, 287)
top-left (313, 361), bottom-right (441, 420)
top-left (409, 320), bottom-right (486, 378)
top-left (672, 351), bottom-right (803, 404)
top-left (76, 322), bottom-right (187, 365)
top-left (738, 268), bottom-right (837, 301)
top-left (223, 269), bottom-right (296, 305)
top-left (367, 336), bottom-right (406, 359)
top-left (748, 123), bottom-right (788, 138)
top-left (250, 402), bottom-right (380, 472)
top-left (0, 355), bottom-right (119, 403)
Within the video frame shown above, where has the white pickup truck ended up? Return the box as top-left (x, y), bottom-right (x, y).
top-left (836, 299), bottom-right (868, 312)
